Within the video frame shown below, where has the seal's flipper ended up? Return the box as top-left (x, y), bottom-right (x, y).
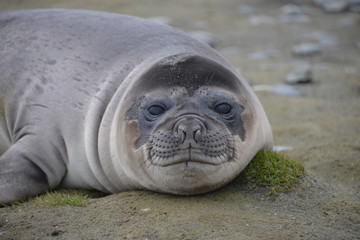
top-left (0, 145), bottom-right (50, 205)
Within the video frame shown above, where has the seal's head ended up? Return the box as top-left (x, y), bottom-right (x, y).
top-left (113, 55), bottom-right (272, 195)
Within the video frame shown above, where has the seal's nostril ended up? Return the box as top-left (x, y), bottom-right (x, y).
top-left (181, 130), bottom-right (186, 144)
top-left (177, 127), bottom-right (187, 144)
top-left (194, 129), bottom-right (202, 143)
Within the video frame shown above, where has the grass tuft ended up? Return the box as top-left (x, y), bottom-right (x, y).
top-left (240, 150), bottom-right (304, 195)
top-left (30, 189), bottom-right (91, 206)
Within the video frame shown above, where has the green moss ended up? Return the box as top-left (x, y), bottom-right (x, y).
top-left (240, 150), bottom-right (304, 195)
top-left (30, 189), bottom-right (91, 206)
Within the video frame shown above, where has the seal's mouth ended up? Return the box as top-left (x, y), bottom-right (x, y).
top-left (147, 146), bottom-right (231, 167)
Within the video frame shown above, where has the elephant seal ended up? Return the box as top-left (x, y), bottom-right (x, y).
top-left (0, 9), bottom-right (272, 204)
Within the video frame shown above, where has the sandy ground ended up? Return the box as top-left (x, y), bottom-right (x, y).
top-left (0, 0), bottom-right (359, 239)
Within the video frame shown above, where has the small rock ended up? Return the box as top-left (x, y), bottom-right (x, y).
top-left (285, 65), bottom-right (313, 84)
top-left (247, 49), bottom-right (280, 60)
top-left (324, 0), bottom-right (348, 12)
top-left (282, 4), bottom-right (303, 15)
top-left (273, 145), bottom-right (294, 151)
top-left (140, 208), bottom-right (151, 212)
top-left (348, 0), bottom-right (360, 12)
top-left (148, 16), bottom-right (172, 25)
top-left (315, 0), bottom-right (348, 13)
top-left (247, 51), bottom-right (268, 60)
top-left (304, 31), bottom-right (338, 46)
top-left (253, 84), bottom-right (301, 97)
top-left (279, 5), bottom-right (311, 23)
top-left (248, 15), bottom-right (276, 25)
top-left (252, 85), bottom-right (274, 92)
top-left (237, 5), bottom-right (256, 15)
top-left (314, 0), bottom-right (326, 5)
top-left (188, 31), bottom-right (217, 48)
top-left (292, 43), bottom-right (322, 56)
top-left (192, 20), bottom-right (208, 29)
top-left (273, 84), bottom-right (301, 96)
top-left (319, 35), bottom-right (338, 46)
top-left (279, 14), bottom-right (311, 23)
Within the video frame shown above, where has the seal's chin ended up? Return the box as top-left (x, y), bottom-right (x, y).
top-left (147, 148), bottom-right (232, 167)
top-left (144, 161), bottom-right (234, 195)
top-left (137, 148), bottom-right (237, 195)
top-left (131, 128), bottom-right (237, 195)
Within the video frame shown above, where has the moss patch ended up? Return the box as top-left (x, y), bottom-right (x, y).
top-left (239, 150), bottom-right (304, 195)
top-left (29, 189), bottom-right (92, 206)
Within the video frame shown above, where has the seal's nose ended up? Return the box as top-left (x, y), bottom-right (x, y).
top-left (174, 117), bottom-right (205, 144)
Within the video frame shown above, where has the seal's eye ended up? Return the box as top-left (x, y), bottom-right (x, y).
top-left (214, 103), bottom-right (232, 114)
top-left (148, 105), bottom-right (166, 116)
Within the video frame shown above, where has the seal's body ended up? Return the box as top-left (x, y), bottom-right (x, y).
top-left (0, 9), bottom-right (272, 204)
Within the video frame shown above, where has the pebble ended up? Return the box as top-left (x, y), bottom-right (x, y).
top-left (273, 145), bottom-right (294, 151)
top-left (318, 35), bottom-right (337, 46)
top-left (279, 4), bottom-right (311, 23)
top-left (247, 52), bottom-right (269, 60)
top-left (187, 31), bottom-right (217, 48)
top-left (273, 84), bottom-right (301, 96)
top-left (279, 14), bottom-right (311, 23)
top-left (140, 208), bottom-right (151, 212)
top-left (348, 0), bottom-right (360, 11)
top-left (303, 31), bottom-right (338, 46)
top-left (253, 84), bottom-right (301, 97)
top-left (247, 49), bottom-right (280, 60)
top-left (323, 0), bottom-right (348, 13)
top-left (292, 0), bottom-right (306, 3)
top-left (237, 5), bottom-right (256, 15)
top-left (285, 65), bottom-right (313, 84)
top-left (314, 0), bottom-right (326, 5)
top-left (314, 0), bottom-right (360, 12)
top-left (192, 20), bottom-right (208, 29)
top-left (282, 4), bottom-right (303, 15)
top-left (292, 43), bottom-right (322, 56)
top-left (248, 15), bottom-right (276, 25)
top-left (147, 16), bottom-right (172, 25)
